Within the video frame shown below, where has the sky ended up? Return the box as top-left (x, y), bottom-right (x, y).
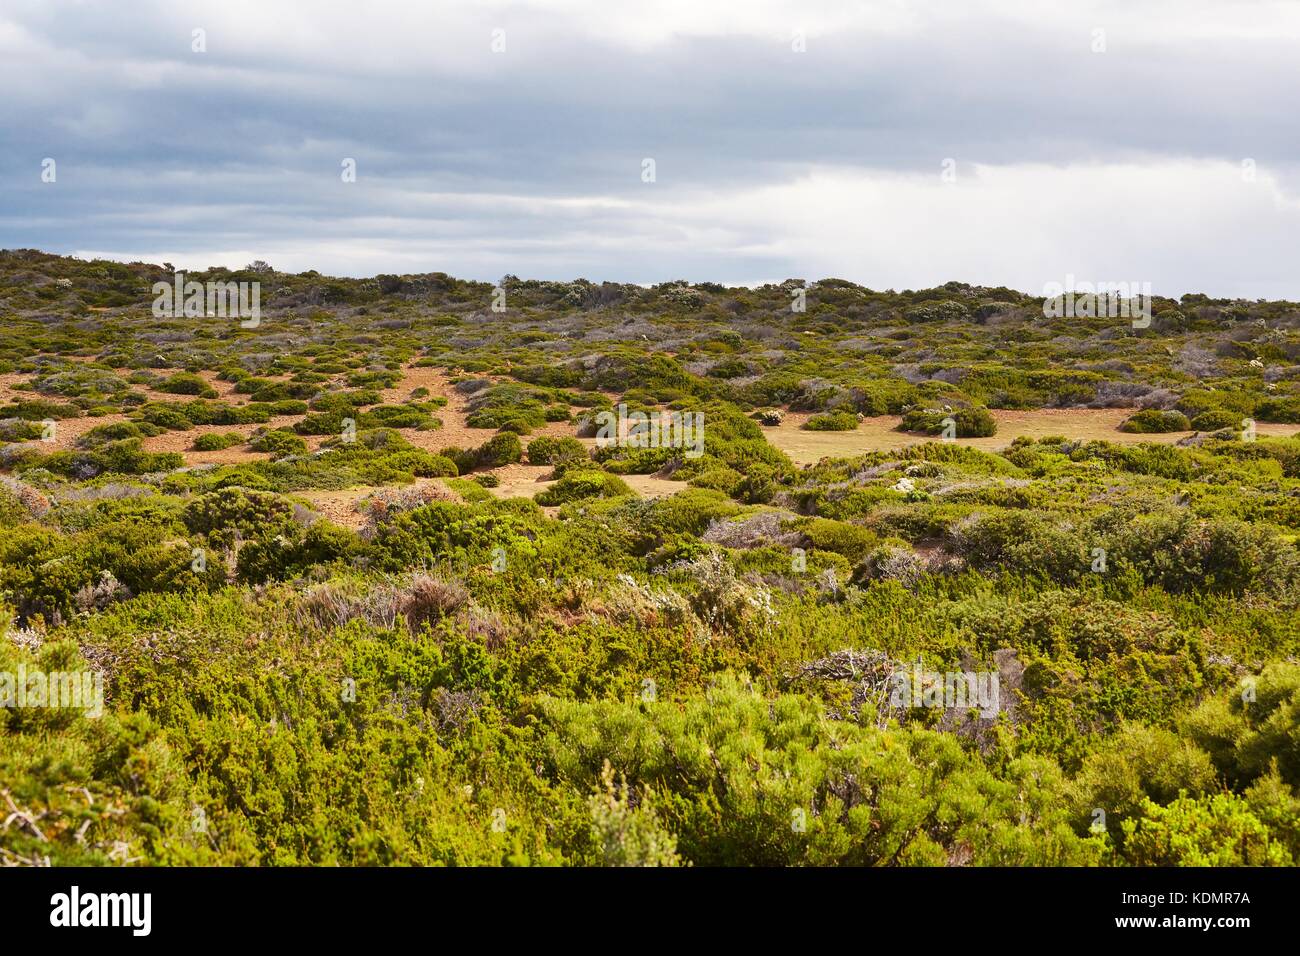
top-left (3, 0), bottom-right (1300, 297)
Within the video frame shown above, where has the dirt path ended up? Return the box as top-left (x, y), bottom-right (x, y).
top-left (487, 463), bottom-right (556, 499)
top-left (620, 473), bottom-right (692, 498)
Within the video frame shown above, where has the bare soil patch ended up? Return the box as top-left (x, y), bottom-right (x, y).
top-left (292, 478), bottom-right (461, 530)
top-left (767, 408), bottom-right (1299, 466)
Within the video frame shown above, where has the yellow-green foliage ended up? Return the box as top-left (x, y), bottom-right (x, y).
top-left (3, 251), bottom-right (1300, 867)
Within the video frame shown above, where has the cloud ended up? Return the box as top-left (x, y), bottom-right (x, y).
top-left (3, 0), bottom-right (1299, 295)
top-left (63, 158), bottom-right (1299, 300)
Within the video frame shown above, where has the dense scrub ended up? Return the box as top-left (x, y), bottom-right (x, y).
top-left (1, 251), bottom-right (1299, 867)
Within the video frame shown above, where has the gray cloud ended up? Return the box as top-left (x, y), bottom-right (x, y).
top-left (3, 0), bottom-right (1299, 295)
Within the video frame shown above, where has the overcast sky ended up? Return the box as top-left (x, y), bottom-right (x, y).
top-left (3, 0), bottom-right (1299, 297)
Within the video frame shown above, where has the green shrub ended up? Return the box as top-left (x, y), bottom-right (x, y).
top-left (527, 435), bottom-right (589, 466)
top-left (799, 518), bottom-right (878, 563)
top-left (77, 420), bottom-right (162, 447)
top-left (803, 411), bottom-right (859, 431)
top-left (1190, 409), bottom-right (1243, 432)
top-left (1120, 409), bottom-right (1190, 433)
top-left (33, 439), bottom-right (182, 479)
top-left (475, 432), bottom-right (523, 468)
top-left (1119, 793), bottom-right (1292, 865)
top-left (1254, 396), bottom-right (1300, 424)
top-left (249, 429), bottom-right (308, 458)
top-left (192, 432), bottom-right (244, 451)
top-left (903, 299), bottom-right (970, 323)
top-left (0, 419), bottom-right (45, 442)
top-left (157, 372), bottom-right (217, 398)
top-left (357, 404), bottom-right (438, 429)
top-left (0, 398), bottom-right (81, 420)
top-left (536, 470), bottom-right (632, 505)
top-left (183, 487), bottom-right (297, 541)
top-left (294, 411), bottom-right (351, 436)
top-left (236, 521), bottom-right (362, 583)
top-left (901, 406), bottom-right (996, 438)
top-left (538, 676), bottom-right (1099, 865)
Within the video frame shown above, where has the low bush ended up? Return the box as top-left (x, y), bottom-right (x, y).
top-left (803, 411), bottom-right (859, 431)
top-left (193, 432), bottom-right (245, 451)
top-left (249, 429), bottom-right (308, 458)
top-left (474, 432), bottom-right (523, 468)
top-left (157, 372), bottom-right (217, 398)
top-left (1121, 409), bottom-right (1190, 433)
top-left (527, 435), bottom-right (589, 466)
top-left (1190, 409), bottom-right (1243, 432)
top-left (901, 406), bottom-right (996, 437)
top-left (536, 470), bottom-right (632, 505)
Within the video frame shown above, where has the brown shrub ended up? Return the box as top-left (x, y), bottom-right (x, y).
top-left (400, 575), bottom-right (469, 631)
